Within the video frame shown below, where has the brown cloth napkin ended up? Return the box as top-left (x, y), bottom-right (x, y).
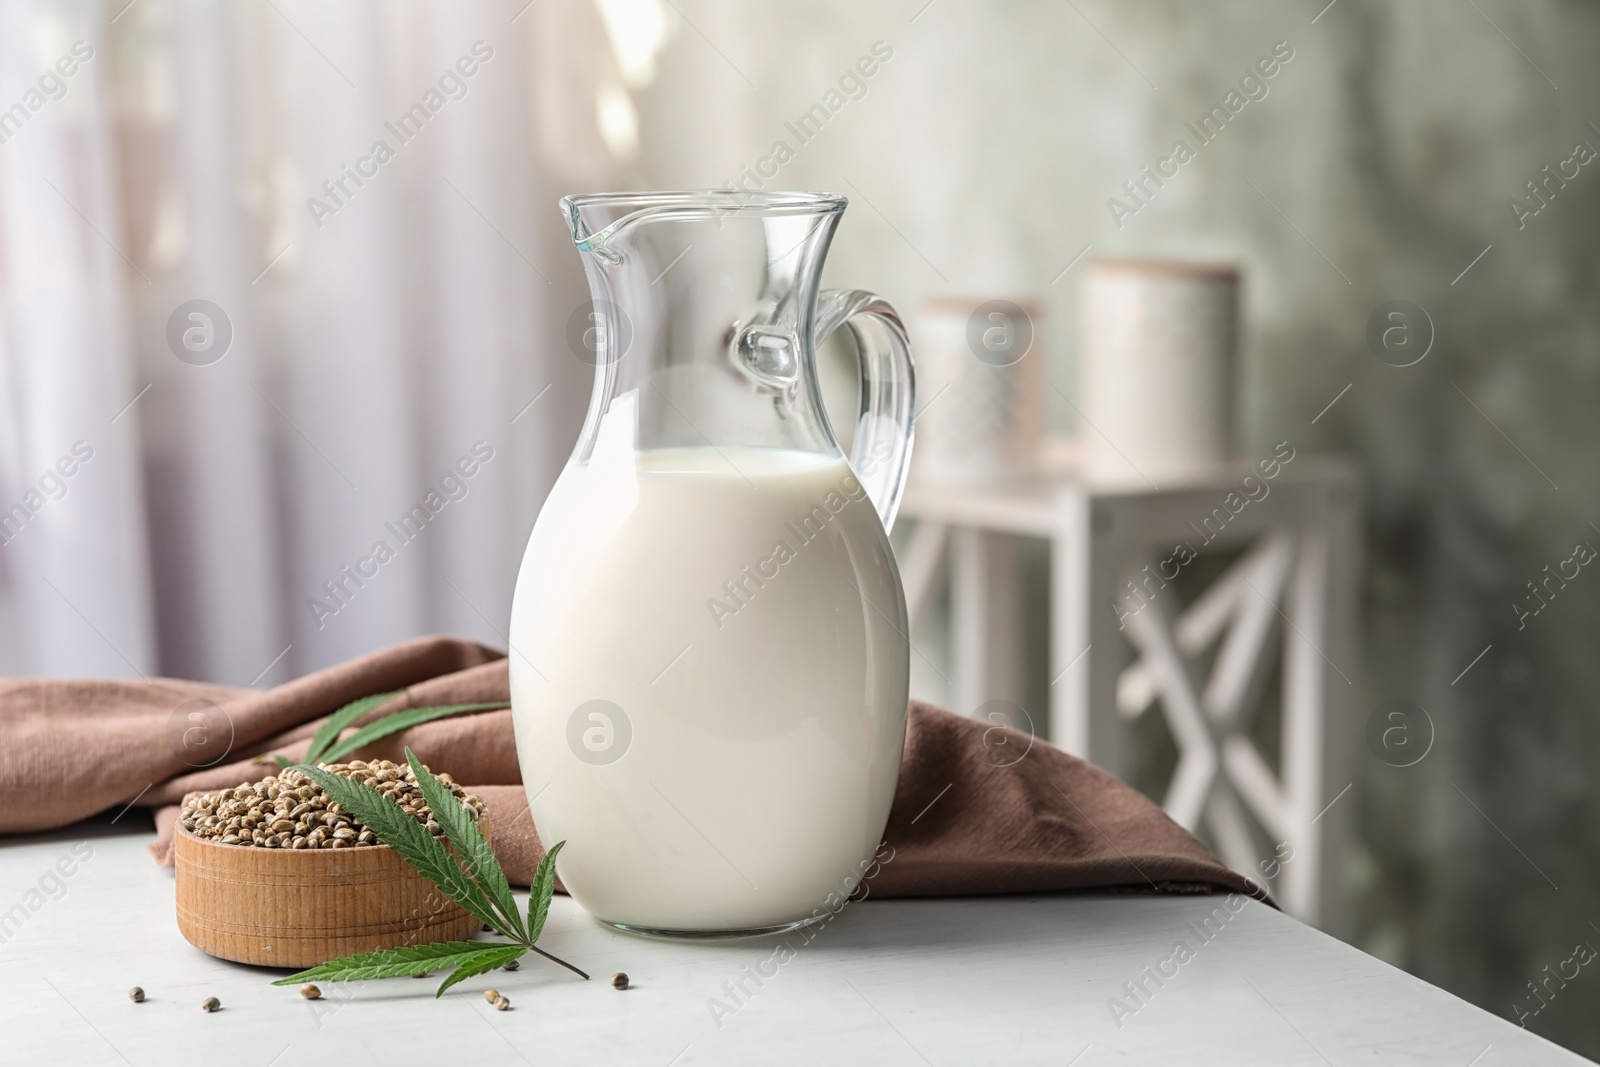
top-left (0, 635), bottom-right (1265, 902)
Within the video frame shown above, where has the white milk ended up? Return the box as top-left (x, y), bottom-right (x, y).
top-left (509, 446), bottom-right (909, 932)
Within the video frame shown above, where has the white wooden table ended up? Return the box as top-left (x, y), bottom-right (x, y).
top-left (1, 819), bottom-right (1584, 1066)
top-left (898, 456), bottom-right (1360, 931)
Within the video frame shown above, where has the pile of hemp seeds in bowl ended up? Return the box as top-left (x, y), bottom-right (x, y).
top-left (179, 759), bottom-right (486, 850)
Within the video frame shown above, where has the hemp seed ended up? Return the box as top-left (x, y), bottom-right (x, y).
top-left (128, 987), bottom-right (144, 1003)
top-left (483, 988), bottom-right (501, 1004)
top-left (201, 996), bottom-right (221, 1012)
top-left (300, 984), bottom-right (321, 1000)
top-left (178, 759), bottom-right (485, 850)
top-left (610, 972), bottom-right (629, 990)
top-left (493, 994), bottom-right (511, 1011)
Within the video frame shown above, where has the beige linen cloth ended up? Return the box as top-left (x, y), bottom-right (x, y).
top-left (0, 635), bottom-right (1264, 901)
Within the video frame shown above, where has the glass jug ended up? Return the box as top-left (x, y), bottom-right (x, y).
top-left (509, 190), bottom-right (915, 937)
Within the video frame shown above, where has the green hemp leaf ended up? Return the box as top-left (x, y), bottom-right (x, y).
top-left (258, 690), bottom-right (508, 769)
top-left (271, 747), bottom-right (584, 998)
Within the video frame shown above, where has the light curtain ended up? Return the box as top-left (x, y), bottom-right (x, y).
top-left (0, 0), bottom-right (620, 684)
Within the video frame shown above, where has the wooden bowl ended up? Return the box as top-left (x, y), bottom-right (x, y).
top-left (174, 818), bottom-right (487, 968)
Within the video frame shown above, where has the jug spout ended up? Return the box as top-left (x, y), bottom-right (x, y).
top-left (560, 190), bottom-right (847, 260)
top-left (555, 189), bottom-right (915, 529)
top-left (557, 191), bottom-right (848, 459)
top-left (559, 190), bottom-right (847, 356)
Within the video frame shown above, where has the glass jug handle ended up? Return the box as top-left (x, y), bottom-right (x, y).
top-left (814, 289), bottom-right (916, 531)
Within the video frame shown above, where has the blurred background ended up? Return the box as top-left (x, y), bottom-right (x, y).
top-left (2, 0), bottom-right (1597, 1055)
